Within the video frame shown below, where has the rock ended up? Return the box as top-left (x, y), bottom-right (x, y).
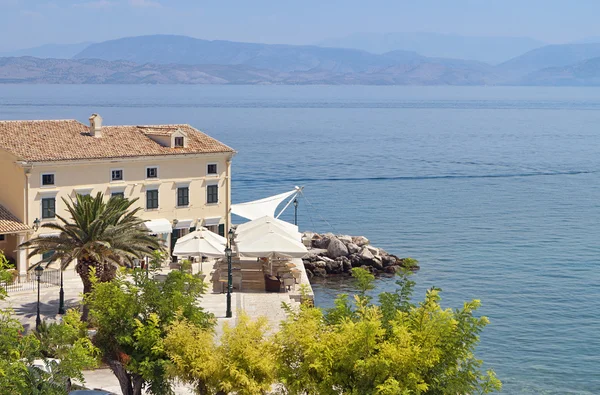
top-left (303, 261), bottom-right (316, 271)
top-left (327, 237), bottom-right (349, 259)
top-left (337, 235), bottom-right (353, 245)
top-left (325, 260), bottom-right (343, 274)
top-left (320, 256), bottom-right (335, 264)
top-left (305, 269), bottom-right (314, 278)
top-left (366, 245), bottom-right (379, 256)
top-left (313, 267), bottom-right (327, 277)
top-left (385, 265), bottom-right (402, 274)
top-left (381, 255), bottom-right (397, 268)
top-left (313, 260), bottom-right (327, 269)
top-left (358, 247), bottom-right (374, 261)
top-left (342, 259), bottom-right (352, 272)
top-left (352, 235), bottom-right (370, 247)
top-left (346, 242), bottom-right (360, 254)
top-left (312, 235), bottom-right (330, 249)
top-left (349, 254), bottom-right (362, 267)
top-left (304, 248), bottom-right (328, 261)
top-left (371, 257), bottom-right (384, 271)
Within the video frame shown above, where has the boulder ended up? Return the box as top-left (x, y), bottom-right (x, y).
top-left (381, 255), bottom-right (397, 268)
top-left (371, 257), bottom-right (384, 271)
top-left (337, 235), bottom-right (353, 245)
top-left (327, 237), bottom-right (349, 259)
top-left (313, 267), bottom-right (327, 277)
top-left (385, 265), bottom-right (402, 274)
top-left (366, 245), bottom-right (379, 256)
top-left (304, 248), bottom-right (328, 261)
top-left (346, 242), bottom-right (360, 254)
top-left (358, 247), bottom-right (374, 261)
top-left (320, 256), bottom-right (335, 264)
top-left (349, 254), bottom-right (363, 267)
top-left (352, 235), bottom-right (370, 247)
top-left (325, 260), bottom-right (343, 274)
top-left (303, 261), bottom-right (316, 271)
top-left (305, 269), bottom-right (314, 278)
top-left (312, 235), bottom-right (331, 249)
top-left (312, 260), bottom-right (327, 269)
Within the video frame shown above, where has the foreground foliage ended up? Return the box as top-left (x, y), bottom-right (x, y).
top-left (85, 268), bottom-right (214, 395)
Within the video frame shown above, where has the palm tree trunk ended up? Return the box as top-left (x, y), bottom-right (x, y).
top-left (76, 257), bottom-right (104, 322)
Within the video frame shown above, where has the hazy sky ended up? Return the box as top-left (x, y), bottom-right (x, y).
top-left (1, 0), bottom-right (599, 50)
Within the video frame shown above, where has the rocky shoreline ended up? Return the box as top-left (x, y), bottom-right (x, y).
top-left (302, 232), bottom-right (419, 278)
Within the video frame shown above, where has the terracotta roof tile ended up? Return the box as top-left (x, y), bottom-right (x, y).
top-left (0, 120), bottom-right (235, 162)
top-left (0, 204), bottom-right (30, 234)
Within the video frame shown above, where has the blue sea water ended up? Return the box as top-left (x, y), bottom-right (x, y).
top-left (1, 84), bottom-right (600, 394)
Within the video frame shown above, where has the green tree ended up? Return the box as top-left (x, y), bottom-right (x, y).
top-left (0, 251), bottom-right (98, 395)
top-left (164, 312), bottom-right (277, 395)
top-left (85, 268), bottom-right (213, 395)
top-left (275, 267), bottom-right (501, 395)
top-left (20, 193), bottom-right (162, 320)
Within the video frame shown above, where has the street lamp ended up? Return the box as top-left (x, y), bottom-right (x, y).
top-left (34, 265), bottom-right (44, 331)
top-left (58, 264), bottom-right (65, 315)
top-left (225, 245), bottom-right (232, 318)
top-left (225, 228), bottom-right (235, 318)
top-left (293, 198), bottom-right (298, 226)
top-left (32, 218), bottom-right (40, 232)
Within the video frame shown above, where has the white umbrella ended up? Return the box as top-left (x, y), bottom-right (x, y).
top-left (177, 227), bottom-right (227, 246)
top-left (236, 230), bottom-right (308, 259)
top-left (173, 234), bottom-right (225, 258)
top-left (236, 215), bottom-right (298, 234)
top-left (236, 222), bottom-right (302, 244)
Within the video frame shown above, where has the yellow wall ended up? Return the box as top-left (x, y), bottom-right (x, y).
top-left (27, 153), bottom-right (232, 236)
top-left (0, 150), bottom-right (26, 222)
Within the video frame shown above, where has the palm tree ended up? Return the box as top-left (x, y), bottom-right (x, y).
top-left (21, 193), bottom-right (163, 321)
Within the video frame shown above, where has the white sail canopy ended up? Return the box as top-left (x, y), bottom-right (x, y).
top-left (236, 230), bottom-right (308, 259)
top-left (236, 221), bottom-right (301, 244)
top-left (231, 188), bottom-right (300, 221)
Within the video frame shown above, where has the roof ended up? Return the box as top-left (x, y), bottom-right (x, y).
top-left (0, 119), bottom-right (235, 162)
top-left (0, 204), bottom-right (30, 235)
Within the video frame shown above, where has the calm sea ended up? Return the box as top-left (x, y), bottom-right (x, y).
top-left (1, 85), bottom-right (599, 394)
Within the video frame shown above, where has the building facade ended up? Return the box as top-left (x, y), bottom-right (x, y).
top-left (0, 114), bottom-right (235, 279)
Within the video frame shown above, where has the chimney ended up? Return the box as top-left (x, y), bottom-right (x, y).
top-left (89, 113), bottom-right (103, 138)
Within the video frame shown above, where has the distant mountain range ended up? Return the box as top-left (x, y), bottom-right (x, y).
top-left (317, 32), bottom-right (545, 65)
top-left (0, 42), bottom-right (92, 59)
top-left (3, 35), bottom-right (600, 85)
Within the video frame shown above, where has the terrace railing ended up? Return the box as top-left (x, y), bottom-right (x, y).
top-left (1, 268), bottom-right (61, 293)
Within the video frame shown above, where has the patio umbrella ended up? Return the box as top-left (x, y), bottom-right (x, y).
top-left (173, 233), bottom-right (225, 258)
top-left (177, 227), bottom-right (227, 246)
top-left (236, 215), bottom-right (298, 234)
top-left (236, 221), bottom-right (301, 244)
top-left (236, 230), bottom-right (307, 259)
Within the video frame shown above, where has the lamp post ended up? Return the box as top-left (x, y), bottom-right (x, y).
top-left (34, 265), bottom-right (44, 331)
top-left (32, 218), bottom-right (40, 232)
top-left (225, 228), bottom-right (235, 318)
top-left (58, 267), bottom-right (65, 315)
top-left (293, 198), bottom-right (298, 226)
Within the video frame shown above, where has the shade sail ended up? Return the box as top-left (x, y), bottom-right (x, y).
top-left (173, 233), bottom-right (225, 258)
top-left (177, 227), bottom-right (227, 246)
top-left (236, 230), bottom-right (308, 258)
top-left (231, 189), bottom-right (298, 220)
top-left (145, 218), bottom-right (172, 234)
top-left (173, 219), bottom-right (194, 229)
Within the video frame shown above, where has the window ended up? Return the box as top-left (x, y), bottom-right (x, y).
top-left (0, 235), bottom-right (5, 241)
top-left (146, 190), bottom-right (159, 209)
top-left (207, 185), bottom-right (218, 204)
top-left (218, 224), bottom-right (225, 237)
top-left (111, 169), bottom-right (123, 181)
top-left (111, 192), bottom-right (125, 199)
top-left (42, 174), bottom-right (55, 186)
top-left (42, 197), bottom-right (56, 219)
top-left (146, 167), bottom-right (158, 179)
top-left (174, 136), bottom-right (184, 147)
top-left (177, 187), bottom-right (189, 207)
top-left (42, 250), bottom-right (54, 261)
top-left (207, 164), bottom-right (217, 175)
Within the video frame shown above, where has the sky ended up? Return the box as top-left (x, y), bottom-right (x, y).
top-left (1, 0), bottom-right (600, 50)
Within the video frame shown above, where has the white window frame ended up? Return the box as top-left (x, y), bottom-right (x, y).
top-left (206, 183), bottom-right (219, 205)
top-left (207, 163), bottom-right (218, 176)
top-left (145, 165), bottom-right (159, 180)
top-left (110, 168), bottom-right (124, 182)
top-left (40, 172), bottom-right (55, 188)
top-left (177, 185), bottom-right (190, 208)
